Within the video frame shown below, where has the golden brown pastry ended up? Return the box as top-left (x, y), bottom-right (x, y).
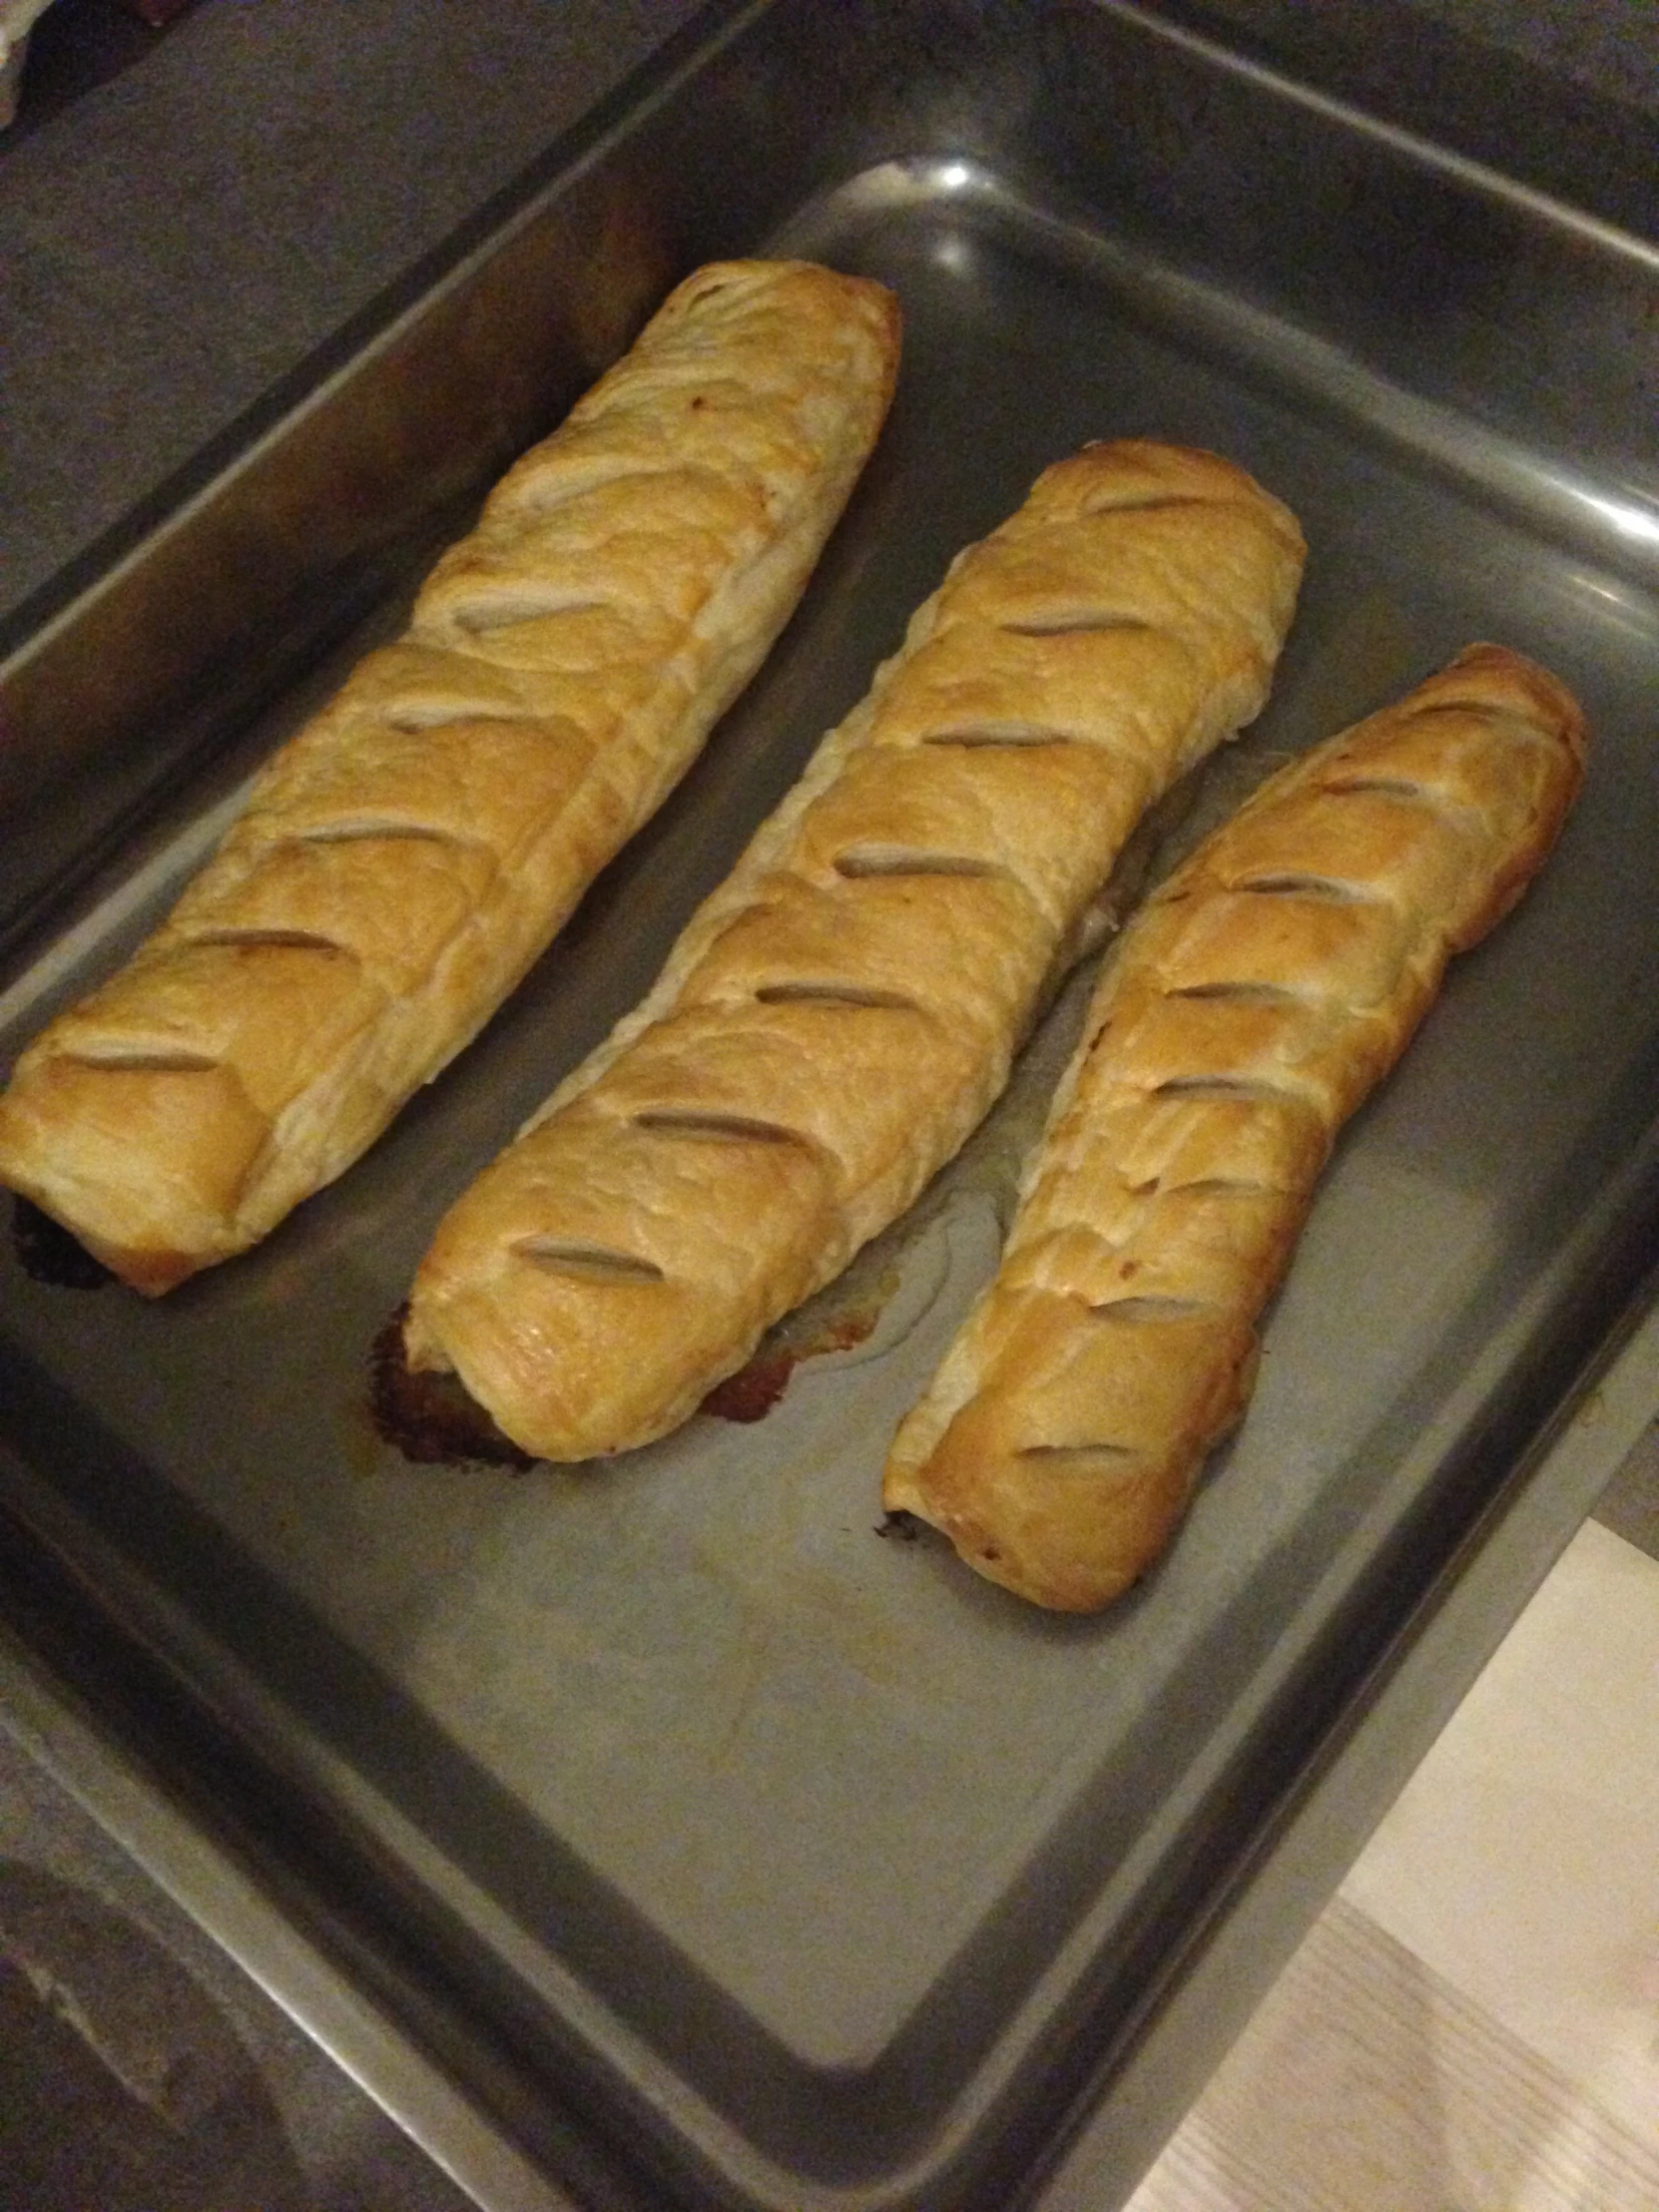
top-left (403, 440), bottom-right (1307, 1459)
top-left (0, 261), bottom-right (901, 1293)
top-left (883, 644), bottom-right (1587, 1612)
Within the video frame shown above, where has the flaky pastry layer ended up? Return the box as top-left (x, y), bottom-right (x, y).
top-left (882, 644), bottom-right (1588, 1611)
top-left (404, 440), bottom-right (1307, 1459)
top-left (0, 261), bottom-right (899, 1292)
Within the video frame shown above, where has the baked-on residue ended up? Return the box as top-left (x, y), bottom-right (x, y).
top-left (0, 260), bottom-right (900, 1293)
top-left (403, 440), bottom-right (1307, 1460)
top-left (882, 645), bottom-right (1587, 1611)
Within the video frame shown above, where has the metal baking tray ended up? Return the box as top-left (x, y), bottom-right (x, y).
top-left (4, 4), bottom-right (1658, 2207)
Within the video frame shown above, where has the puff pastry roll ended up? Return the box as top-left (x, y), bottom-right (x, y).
top-left (0, 262), bottom-right (900, 1293)
top-left (883, 644), bottom-right (1588, 1612)
top-left (403, 440), bottom-right (1306, 1460)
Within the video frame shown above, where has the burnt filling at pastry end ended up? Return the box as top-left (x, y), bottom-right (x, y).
top-left (877, 1509), bottom-right (924, 1539)
top-left (11, 1196), bottom-right (113, 1290)
top-left (368, 1307), bottom-right (532, 1469)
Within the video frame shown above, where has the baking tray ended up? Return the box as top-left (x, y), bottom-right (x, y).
top-left (3, 3), bottom-right (1659, 2208)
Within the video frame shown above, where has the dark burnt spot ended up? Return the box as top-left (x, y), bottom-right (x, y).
top-left (12, 1198), bottom-right (111, 1289)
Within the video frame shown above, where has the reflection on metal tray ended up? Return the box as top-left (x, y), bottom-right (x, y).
top-left (2, 4), bottom-right (1658, 2209)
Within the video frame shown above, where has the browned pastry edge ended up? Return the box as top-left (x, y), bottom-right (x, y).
top-left (882, 643), bottom-right (1588, 1611)
top-left (402, 439), bottom-right (1307, 1460)
top-left (0, 260), bottom-right (900, 1293)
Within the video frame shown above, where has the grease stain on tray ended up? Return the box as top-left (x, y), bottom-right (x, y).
top-left (701, 1292), bottom-right (886, 1423)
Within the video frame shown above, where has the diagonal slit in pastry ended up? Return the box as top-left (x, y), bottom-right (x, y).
top-left (754, 982), bottom-right (919, 1010)
top-left (489, 459), bottom-right (697, 520)
top-left (1086, 1294), bottom-right (1212, 1323)
top-left (832, 847), bottom-right (1005, 880)
top-left (381, 700), bottom-right (524, 733)
top-left (1166, 979), bottom-right (1307, 1005)
top-left (1322, 775), bottom-right (1439, 804)
top-left (1080, 492), bottom-right (1224, 517)
top-left (1152, 1074), bottom-right (1306, 1105)
top-left (512, 1238), bottom-right (666, 1284)
top-left (1234, 871), bottom-right (1382, 903)
top-left (448, 590), bottom-right (609, 635)
top-left (63, 1049), bottom-right (221, 1074)
top-left (631, 1109), bottom-right (812, 1147)
top-left (1000, 612), bottom-right (1152, 638)
top-left (1160, 1174), bottom-right (1284, 1199)
top-left (1017, 1440), bottom-right (1137, 1463)
top-left (919, 723), bottom-right (1083, 749)
top-left (1399, 701), bottom-right (1553, 741)
top-left (290, 822), bottom-right (489, 851)
top-left (183, 927), bottom-right (350, 955)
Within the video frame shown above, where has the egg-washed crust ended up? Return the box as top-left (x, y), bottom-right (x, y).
top-left (0, 261), bottom-right (901, 1293)
top-left (882, 644), bottom-right (1587, 1612)
top-left (403, 440), bottom-right (1307, 1460)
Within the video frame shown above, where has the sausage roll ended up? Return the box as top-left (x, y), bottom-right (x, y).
top-left (0, 260), bottom-right (901, 1292)
top-left (882, 644), bottom-right (1587, 1611)
top-left (403, 440), bottom-right (1307, 1459)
